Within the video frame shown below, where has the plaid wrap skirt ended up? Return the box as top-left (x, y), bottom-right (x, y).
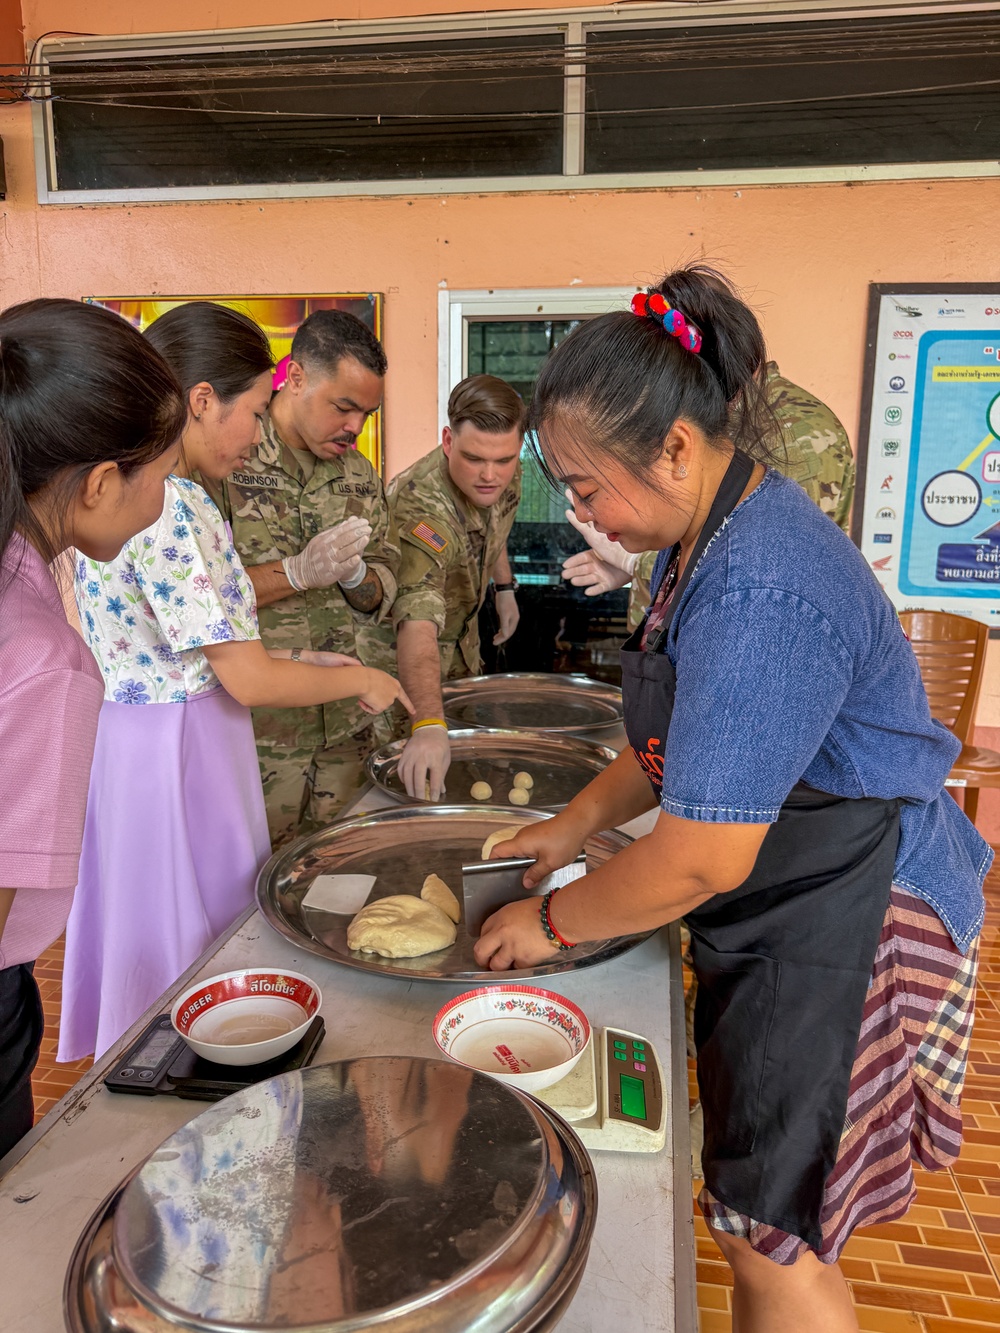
top-left (699, 885), bottom-right (978, 1265)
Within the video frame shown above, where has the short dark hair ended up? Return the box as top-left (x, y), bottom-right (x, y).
top-left (290, 310), bottom-right (387, 379)
top-left (0, 298), bottom-right (186, 575)
top-left (448, 374), bottom-right (525, 436)
top-left (144, 302), bottom-right (273, 401)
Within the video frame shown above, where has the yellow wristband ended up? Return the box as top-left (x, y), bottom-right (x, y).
top-left (411, 718), bottom-right (447, 733)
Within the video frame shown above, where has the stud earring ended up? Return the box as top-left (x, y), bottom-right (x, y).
top-left (676, 463), bottom-right (688, 479)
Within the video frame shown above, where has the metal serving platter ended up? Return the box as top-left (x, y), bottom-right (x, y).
top-left (365, 728), bottom-right (617, 809)
top-left (65, 1058), bottom-right (597, 1333)
top-left (257, 805), bottom-right (651, 982)
top-left (442, 673), bottom-right (624, 737)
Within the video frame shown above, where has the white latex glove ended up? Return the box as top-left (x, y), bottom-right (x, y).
top-left (282, 516), bottom-right (372, 591)
top-left (398, 724), bottom-right (451, 802)
top-left (564, 489), bottom-right (639, 575)
top-left (493, 589), bottom-right (520, 645)
top-left (562, 549), bottom-right (631, 596)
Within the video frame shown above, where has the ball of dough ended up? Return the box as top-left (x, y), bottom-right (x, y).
top-left (347, 895), bottom-right (456, 958)
top-left (508, 786), bottom-right (531, 806)
top-left (420, 872), bottom-right (461, 924)
top-left (512, 771), bottom-right (534, 790)
top-left (481, 825), bottom-right (529, 860)
top-left (470, 780), bottom-right (492, 801)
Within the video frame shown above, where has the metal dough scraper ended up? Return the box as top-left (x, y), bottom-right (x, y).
top-left (461, 852), bottom-right (587, 938)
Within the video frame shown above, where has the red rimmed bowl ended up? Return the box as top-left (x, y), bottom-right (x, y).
top-left (433, 984), bottom-right (591, 1093)
top-left (171, 968), bottom-right (321, 1067)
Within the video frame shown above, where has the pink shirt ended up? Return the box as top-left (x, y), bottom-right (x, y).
top-left (0, 539), bottom-right (103, 967)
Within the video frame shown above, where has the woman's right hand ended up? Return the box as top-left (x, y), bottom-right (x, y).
top-left (358, 668), bottom-right (415, 718)
top-left (487, 815), bottom-right (588, 890)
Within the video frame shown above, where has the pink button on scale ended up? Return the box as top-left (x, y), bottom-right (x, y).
top-left (634, 1062), bottom-right (646, 1072)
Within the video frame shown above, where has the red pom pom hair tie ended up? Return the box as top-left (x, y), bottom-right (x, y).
top-left (630, 291), bottom-right (703, 354)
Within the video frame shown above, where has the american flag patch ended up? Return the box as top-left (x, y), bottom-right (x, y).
top-left (411, 521), bottom-right (448, 553)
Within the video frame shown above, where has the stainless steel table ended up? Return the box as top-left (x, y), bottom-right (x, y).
top-left (0, 791), bottom-right (695, 1333)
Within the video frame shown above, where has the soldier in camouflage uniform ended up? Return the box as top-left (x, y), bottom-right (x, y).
top-left (389, 375), bottom-right (524, 801)
top-left (207, 311), bottom-right (400, 846)
top-left (766, 362), bottom-right (854, 531)
top-left (563, 361), bottom-right (855, 628)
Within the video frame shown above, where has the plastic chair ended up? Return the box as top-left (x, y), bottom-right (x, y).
top-left (899, 610), bottom-right (1000, 825)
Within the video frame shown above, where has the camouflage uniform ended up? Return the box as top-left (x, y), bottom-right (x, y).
top-left (766, 363), bottom-right (854, 531)
top-left (627, 362), bottom-right (854, 628)
top-left (388, 446), bottom-right (521, 680)
top-left (206, 411), bottom-right (400, 847)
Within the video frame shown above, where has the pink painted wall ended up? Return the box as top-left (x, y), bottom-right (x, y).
top-left (6, 1), bottom-right (1000, 838)
top-left (22, 0), bottom-right (618, 30)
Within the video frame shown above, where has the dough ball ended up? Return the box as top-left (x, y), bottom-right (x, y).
top-left (421, 872), bottom-right (461, 924)
top-left (470, 781), bottom-right (492, 801)
top-left (508, 787), bottom-right (531, 806)
top-left (512, 771), bottom-right (534, 790)
top-left (481, 825), bottom-right (529, 860)
top-left (347, 895), bottom-right (456, 958)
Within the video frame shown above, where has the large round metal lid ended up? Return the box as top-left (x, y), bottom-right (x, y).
top-left (112, 1058), bottom-right (551, 1331)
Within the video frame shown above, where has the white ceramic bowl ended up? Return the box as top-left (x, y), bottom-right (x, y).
top-left (433, 985), bottom-right (591, 1093)
top-left (171, 968), bottom-right (321, 1067)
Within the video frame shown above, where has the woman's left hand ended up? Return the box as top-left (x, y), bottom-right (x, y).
top-left (473, 898), bottom-right (562, 971)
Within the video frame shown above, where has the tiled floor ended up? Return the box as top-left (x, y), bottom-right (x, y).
top-left (32, 933), bottom-right (92, 1119)
top-left (29, 850), bottom-right (1000, 1330)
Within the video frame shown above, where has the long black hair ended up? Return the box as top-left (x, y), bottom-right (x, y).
top-left (143, 301), bottom-right (273, 400)
top-left (529, 266), bottom-right (782, 487)
top-left (0, 298), bottom-right (186, 575)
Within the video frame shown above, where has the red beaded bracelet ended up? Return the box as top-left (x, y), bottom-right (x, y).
top-left (539, 889), bottom-right (577, 950)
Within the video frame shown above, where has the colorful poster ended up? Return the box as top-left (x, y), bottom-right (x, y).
top-left (854, 286), bottom-right (1000, 627)
top-left (87, 294), bottom-right (384, 474)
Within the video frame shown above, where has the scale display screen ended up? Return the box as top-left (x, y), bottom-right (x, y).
top-left (619, 1073), bottom-right (647, 1121)
top-left (130, 1026), bottom-right (178, 1070)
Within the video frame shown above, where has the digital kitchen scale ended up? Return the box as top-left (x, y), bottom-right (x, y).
top-left (104, 1012), bottom-right (326, 1101)
top-left (535, 1027), bottom-right (666, 1153)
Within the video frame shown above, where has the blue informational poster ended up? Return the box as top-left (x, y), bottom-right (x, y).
top-left (855, 287), bottom-right (1000, 627)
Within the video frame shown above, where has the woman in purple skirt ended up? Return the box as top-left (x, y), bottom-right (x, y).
top-left (60, 304), bottom-right (411, 1061)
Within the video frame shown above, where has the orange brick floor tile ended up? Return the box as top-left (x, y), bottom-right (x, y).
top-left (30, 851), bottom-right (1000, 1330)
top-left (30, 932), bottom-right (92, 1120)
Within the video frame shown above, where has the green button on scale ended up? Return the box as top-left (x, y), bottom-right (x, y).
top-left (613, 1040), bottom-right (626, 1050)
top-left (632, 1041), bottom-right (645, 1051)
top-left (614, 1050), bottom-right (627, 1061)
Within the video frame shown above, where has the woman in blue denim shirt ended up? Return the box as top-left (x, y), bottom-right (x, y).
top-left (474, 268), bottom-right (991, 1332)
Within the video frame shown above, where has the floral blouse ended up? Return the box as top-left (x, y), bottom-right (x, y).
top-left (75, 476), bottom-right (259, 704)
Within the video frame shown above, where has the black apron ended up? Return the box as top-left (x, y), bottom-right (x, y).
top-left (621, 451), bottom-right (900, 1247)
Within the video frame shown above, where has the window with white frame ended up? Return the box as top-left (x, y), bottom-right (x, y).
top-left (33, 3), bottom-right (1000, 202)
top-left (440, 286), bottom-right (635, 589)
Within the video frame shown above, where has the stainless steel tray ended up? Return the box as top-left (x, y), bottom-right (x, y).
top-left (257, 805), bottom-right (651, 982)
top-left (365, 728), bottom-right (617, 809)
top-left (442, 673), bottom-right (623, 737)
top-left (65, 1059), bottom-right (597, 1333)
